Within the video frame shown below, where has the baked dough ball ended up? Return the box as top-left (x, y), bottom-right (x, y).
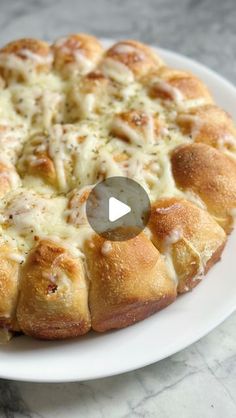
top-left (18, 124), bottom-right (97, 192)
top-left (11, 85), bottom-right (64, 129)
top-left (0, 38), bottom-right (52, 82)
top-left (18, 131), bottom-right (57, 186)
top-left (142, 67), bottom-right (213, 103)
top-left (52, 33), bottom-right (104, 77)
top-left (110, 110), bottom-right (166, 145)
top-left (17, 239), bottom-right (91, 339)
top-left (149, 198), bottom-right (226, 293)
top-left (176, 104), bottom-right (236, 151)
top-left (0, 160), bottom-right (21, 197)
top-left (171, 143), bottom-right (236, 232)
top-left (0, 245), bottom-right (22, 331)
top-left (85, 230), bottom-right (176, 332)
top-left (99, 40), bottom-right (163, 83)
top-left (0, 34), bottom-right (235, 342)
top-left (70, 70), bottom-right (116, 118)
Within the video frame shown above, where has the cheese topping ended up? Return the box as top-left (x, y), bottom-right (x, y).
top-left (0, 37), bottom-right (232, 272)
top-left (151, 77), bottom-right (184, 103)
top-left (100, 58), bottom-right (135, 84)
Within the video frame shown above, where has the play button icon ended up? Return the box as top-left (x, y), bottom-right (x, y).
top-left (86, 177), bottom-right (151, 241)
top-left (109, 197), bottom-right (131, 222)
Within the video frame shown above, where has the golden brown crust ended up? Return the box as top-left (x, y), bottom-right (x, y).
top-left (0, 38), bottom-right (50, 58)
top-left (171, 143), bottom-right (236, 232)
top-left (149, 198), bottom-right (226, 293)
top-left (0, 38), bottom-right (52, 80)
top-left (17, 240), bottom-right (91, 339)
top-left (85, 231), bottom-right (176, 332)
top-left (25, 153), bottom-right (55, 184)
top-left (0, 245), bottom-right (20, 331)
top-left (18, 132), bottom-right (56, 185)
top-left (110, 110), bottom-right (165, 145)
top-left (205, 241), bottom-right (226, 274)
top-left (52, 33), bottom-right (104, 77)
top-left (100, 40), bottom-right (163, 79)
top-left (143, 67), bottom-right (213, 102)
top-left (69, 70), bottom-right (115, 118)
top-left (177, 104), bottom-right (236, 150)
top-left (79, 70), bottom-right (110, 93)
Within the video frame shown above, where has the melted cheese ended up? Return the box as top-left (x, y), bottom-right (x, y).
top-left (151, 77), bottom-right (184, 103)
top-left (0, 188), bottom-right (93, 256)
top-left (100, 58), bottom-right (135, 84)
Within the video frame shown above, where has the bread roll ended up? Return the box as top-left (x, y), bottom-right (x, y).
top-left (171, 143), bottom-right (236, 232)
top-left (99, 40), bottom-right (163, 83)
top-left (18, 125), bottom-right (91, 192)
top-left (17, 240), bottom-right (91, 339)
top-left (176, 104), bottom-right (236, 151)
top-left (52, 33), bottom-right (104, 77)
top-left (85, 230), bottom-right (176, 332)
top-left (69, 70), bottom-right (113, 118)
top-left (143, 67), bottom-right (213, 103)
top-left (149, 198), bottom-right (226, 293)
top-left (0, 38), bottom-right (52, 81)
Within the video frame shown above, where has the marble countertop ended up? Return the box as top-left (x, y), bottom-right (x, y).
top-left (0, 0), bottom-right (236, 416)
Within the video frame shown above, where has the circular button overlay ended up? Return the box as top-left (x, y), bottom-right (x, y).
top-left (86, 177), bottom-right (151, 241)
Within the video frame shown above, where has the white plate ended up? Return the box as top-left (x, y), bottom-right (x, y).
top-left (1, 41), bottom-right (236, 383)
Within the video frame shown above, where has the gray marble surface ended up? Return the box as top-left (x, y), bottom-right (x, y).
top-left (0, 0), bottom-right (236, 416)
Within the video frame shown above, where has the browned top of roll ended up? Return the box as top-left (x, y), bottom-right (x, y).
top-left (171, 143), bottom-right (236, 231)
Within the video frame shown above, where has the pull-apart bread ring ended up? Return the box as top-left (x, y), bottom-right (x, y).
top-left (69, 70), bottom-right (117, 119)
top-left (171, 143), bottom-right (236, 233)
top-left (17, 240), bottom-right (91, 339)
top-left (149, 198), bottom-right (226, 293)
top-left (85, 230), bottom-right (176, 332)
top-left (0, 34), bottom-right (236, 342)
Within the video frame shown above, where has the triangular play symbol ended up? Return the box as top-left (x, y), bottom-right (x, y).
top-left (108, 197), bottom-right (131, 222)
